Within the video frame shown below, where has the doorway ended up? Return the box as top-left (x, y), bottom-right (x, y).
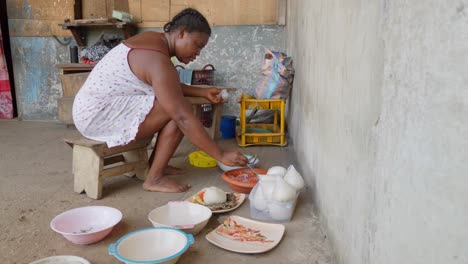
top-left (0, 0), bottom-right (18, 119)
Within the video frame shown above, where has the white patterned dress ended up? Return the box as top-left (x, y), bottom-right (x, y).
top-left (73, 43), bottom-right (163, 147)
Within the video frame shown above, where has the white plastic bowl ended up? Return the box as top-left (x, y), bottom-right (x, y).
top-left (148, 201), bottom-right (212, 235)
top-left (109, 227), bottom-right (194, 264)
top-left (217, 154), bottom-right (259, 172)
top-left (50, 206), bottom-right (122, 245)
top-left (29, 255), bottom-right (90, 264)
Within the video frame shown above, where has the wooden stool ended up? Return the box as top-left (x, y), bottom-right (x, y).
top-left (64, 136), bottom-right (152, 199)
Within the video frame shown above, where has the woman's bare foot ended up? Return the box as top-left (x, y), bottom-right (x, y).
top-left (143, 176), bottom-right (191, 193)
top-left (164, 165), bottom-right (187, 175)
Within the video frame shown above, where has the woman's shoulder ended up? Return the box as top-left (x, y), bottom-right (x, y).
top-left (123, 31), bottom-right (169, 56)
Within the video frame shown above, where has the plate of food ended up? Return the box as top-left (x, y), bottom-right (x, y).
top-left (206, 215), bottom-right (285, 254)
top-left (187, 186), bottom-right (246, 214)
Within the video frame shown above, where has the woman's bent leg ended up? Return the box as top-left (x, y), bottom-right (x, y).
top-left (142, 120), bottom-right (189, 192)
top-left (134, 99), bottom-right (190, 193)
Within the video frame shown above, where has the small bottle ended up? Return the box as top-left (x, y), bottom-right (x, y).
top-left (69, 46), bottom-right (78, 63)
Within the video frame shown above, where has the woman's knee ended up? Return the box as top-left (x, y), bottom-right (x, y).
top-left (164, 120), bottom-right (183, 136)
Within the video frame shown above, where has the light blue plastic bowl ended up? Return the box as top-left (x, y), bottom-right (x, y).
top-left (108, 227), bottom-right (194, 264)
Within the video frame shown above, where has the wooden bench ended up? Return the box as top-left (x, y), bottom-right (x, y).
top-left (64, 136), bottom-right (153, 199)
top-left (63, 94), bottom-right (232, 199)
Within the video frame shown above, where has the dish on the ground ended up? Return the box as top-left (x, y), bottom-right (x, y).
top-left (187, 188), bottom-right (246, 213)
top-left (206, 215), bottom-right (285, 254)
top-left (221, 168), bottom-right (268, 193)
top-left (217, 154), bottom-right (260, 171)
top-left (29, 255), bottom-right (91, 264)
top-left (147, 201), bottom-right (212, 235)
top-left (49, 206), bottom-right (122, 245)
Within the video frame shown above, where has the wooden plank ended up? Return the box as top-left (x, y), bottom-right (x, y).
top-left (128, 0), bottom-right (142, 23)
top-left (106, 0), bottom-right (115, 18)
top-left (72, 18), bottom-right (111, 23)
top-left (192, 85), bottom-right (237, 91)
top-left (277, 0), bottom-right (287, 25)
top-left (74, 0), bottom-right (83, 19)
top-left (82, 0), bottom-right (108, 19)
top-left (104, 155), bottom-right (126, 166)
top-left (95, 138), bottom-right (152, 157)
top-left (60, 72), bottom-right (90, 97)
top-left (8, 19), bottom-right (71, 37)
top-left (56, 63), bottom-right (95, 72)
top-left (141, 0), bottom-right (170, 22)
top-left (136, 21), bottom-right (166, 28)
top-left (100, 161), bottom-right (147, 178)
top-left (73, 145), bottom-right (103, 199)
top-left (30, 0), bottom-right (74, 19)
top-left (122, 149), bottom-right (148, 180)
top-left (7, 0), bottom-right (74, 19)
top-left (58, 97), bottom-right (74, 125)
top-left (114, 0), bottom-right (130, 12)
top-left (170, 0), bottom-right (279, 25)
top-left (64, 136), bottom-right (106, 148)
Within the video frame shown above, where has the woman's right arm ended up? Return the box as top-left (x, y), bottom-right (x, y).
top-left (130, 50), bottom-right (247, 166)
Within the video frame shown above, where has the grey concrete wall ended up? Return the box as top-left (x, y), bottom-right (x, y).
top-left (179, 26), bottom-right (286, 114)
top-left (373, 1), bottom-right (468, 263)
top-left (286, 0), bottom-right (468, 264)
top-left (10, 26), bottom-right (285, 120)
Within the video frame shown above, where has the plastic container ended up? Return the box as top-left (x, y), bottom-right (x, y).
top-left (188, 151), bottom-right (217, 168)
top-left (220, 115), bottom-right (237, 139)
top-left (249, 183), bottom-right (299, 222)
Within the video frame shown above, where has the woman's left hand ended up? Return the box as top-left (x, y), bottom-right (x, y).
top-left (205, 88), bottom-right (222, 103)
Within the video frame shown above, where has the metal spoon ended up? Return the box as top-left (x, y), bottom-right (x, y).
top-left (246, 154), bottom-right (258, 176)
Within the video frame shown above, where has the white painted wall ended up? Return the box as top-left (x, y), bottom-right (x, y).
top-left (286, 1), bottom-right (468, 263)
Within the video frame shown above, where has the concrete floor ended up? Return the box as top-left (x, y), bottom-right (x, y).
top-left (0, 120), bottom-right (334, 264)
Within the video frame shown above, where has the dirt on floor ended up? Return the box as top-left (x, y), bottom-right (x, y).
top-left (0, 120), bottom-right (334, 264)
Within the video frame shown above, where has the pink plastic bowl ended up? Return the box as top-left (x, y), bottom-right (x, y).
top-left (50, 206), bottom-right (122, 245)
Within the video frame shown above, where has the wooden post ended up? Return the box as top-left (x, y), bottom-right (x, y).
top-left (73, 145), bottom-right (103, 199)
top-left (122, 148), bottom-right (148, 181)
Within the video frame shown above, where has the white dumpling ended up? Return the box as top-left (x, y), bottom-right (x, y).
top-left (267, 166), bottom-right (287, 177)
top-left (272, 177), bottom-right (296, 202)
top-left (283, 165), bottom-right (305, 191)
top-left (252, 185), bottom-right (268, 211)
top-left (258, 174), bottom-right (278, 200)
top-left (203, 187), bottom-right (227, 205)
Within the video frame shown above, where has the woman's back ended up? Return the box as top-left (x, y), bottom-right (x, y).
top-left (73, 33), bottom-right (171, 147)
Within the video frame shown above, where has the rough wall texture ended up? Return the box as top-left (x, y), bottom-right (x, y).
top-left (373, 1), bottom-right (468, 263)
top-left (171, 26), bottom-right (286, 114)
top-left (287, 0), bottom-right (468, 264)
top-left (10, 26), bottom-right (285, 120)
top-left (11, 37), bottom-right (71, 120)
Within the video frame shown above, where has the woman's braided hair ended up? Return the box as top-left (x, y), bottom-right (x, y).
top-left (163, 8), bottom-right (211, 36)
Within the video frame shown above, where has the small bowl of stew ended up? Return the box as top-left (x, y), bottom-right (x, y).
top-left (221, 168), bottom-right (267, 194)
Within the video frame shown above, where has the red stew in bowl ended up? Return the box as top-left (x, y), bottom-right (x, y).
top-left (221, 168), bottom-right (267, 194)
